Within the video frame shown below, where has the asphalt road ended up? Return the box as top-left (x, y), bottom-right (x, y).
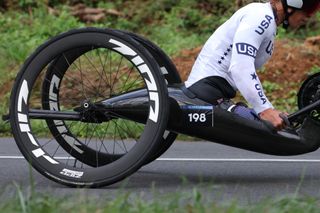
top-left (1, 137), bottom-right (320, 203)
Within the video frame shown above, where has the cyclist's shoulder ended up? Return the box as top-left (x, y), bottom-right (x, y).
top-left (238, 3), bottom-right (274, 19)
top-left (236, 3), bottom-right (276, 30)
top-left (240, 2), bottom-right (271, 11)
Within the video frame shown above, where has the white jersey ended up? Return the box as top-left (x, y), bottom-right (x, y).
top-left (185, 2), bottom-right (277, 114)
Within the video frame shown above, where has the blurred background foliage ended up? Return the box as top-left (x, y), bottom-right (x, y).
top-left (0, 0), bottom-right (319, 134)
top-left (1, 0), bottom-right (318, 66)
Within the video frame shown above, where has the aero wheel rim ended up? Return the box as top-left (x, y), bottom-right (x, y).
top-left (11, 31), bottom-right (165, 186)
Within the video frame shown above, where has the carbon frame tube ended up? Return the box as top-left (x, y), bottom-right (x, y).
top-left (24, 87), bottom-right (320, 156)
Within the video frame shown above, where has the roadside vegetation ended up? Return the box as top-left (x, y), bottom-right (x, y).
top-left (1, 185), bottom-right (320, 213)
top-left (0, 0), bottom-right (319, 136)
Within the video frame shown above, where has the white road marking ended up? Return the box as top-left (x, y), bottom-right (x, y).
top-left (0, 156), bottom-right (24, 159)
top-left (1, 156), bottom-right (320, 163)
top-left (156, 158), bottom-right (320, 163)
top-left (0, 156), bottom-right (75, 160)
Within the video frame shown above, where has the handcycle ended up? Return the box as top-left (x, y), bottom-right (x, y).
top-left (6, 28), bottom-right (320, 187)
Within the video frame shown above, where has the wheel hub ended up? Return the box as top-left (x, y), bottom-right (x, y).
top-left (74, 100), bottom-right (107, 123)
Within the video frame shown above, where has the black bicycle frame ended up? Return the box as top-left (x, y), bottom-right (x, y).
top-left (23, 87), bottom-right (320, 156)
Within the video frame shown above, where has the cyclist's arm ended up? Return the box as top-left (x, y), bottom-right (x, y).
top-left (229, 14), bottom-right (274, 114)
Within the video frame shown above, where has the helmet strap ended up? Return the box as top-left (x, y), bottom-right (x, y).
top-left (283, 9), bottom-right (295, 29)
top-left (283, 13), bottom-right (290, 29)
top-left (281, 0), bottom-right (295, 29)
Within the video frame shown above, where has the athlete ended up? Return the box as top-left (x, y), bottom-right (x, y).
top-left (184, 0), bottom-right (320, 130)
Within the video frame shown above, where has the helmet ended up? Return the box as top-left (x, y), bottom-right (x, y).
top-left (281, 0), bottom-right (320, 28)
top-left (285, 0), bottom-right (320, 15)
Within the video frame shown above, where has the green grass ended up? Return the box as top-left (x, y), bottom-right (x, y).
top-left (1, 184), bottom-right (320, 213)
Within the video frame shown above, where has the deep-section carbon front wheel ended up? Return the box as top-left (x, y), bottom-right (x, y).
top-left (9, 28), bottom-right (169, 187)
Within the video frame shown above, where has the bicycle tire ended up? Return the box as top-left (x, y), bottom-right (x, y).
top-left (10, 28), bottom-right (169, 187)
top-left (298, 72), bottom-right (320, 109)
top-left (42, 30), bottom-right (181, 166)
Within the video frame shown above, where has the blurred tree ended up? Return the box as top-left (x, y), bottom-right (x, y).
top-left (235, 0), bottom-right (267, 9)
top-left (0, 0), bottom-right (100, 10)
top-left (0, 0), bottom-right (38, 10)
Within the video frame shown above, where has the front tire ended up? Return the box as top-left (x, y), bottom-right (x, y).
top-left (10, 28), bottom-right (169, 187)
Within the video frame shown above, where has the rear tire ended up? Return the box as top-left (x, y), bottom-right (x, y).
top-left (41, 29), bottom-right (181, 166)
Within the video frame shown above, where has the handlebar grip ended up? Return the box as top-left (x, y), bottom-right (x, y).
top-left (279, 113), bottom-right (291, 126)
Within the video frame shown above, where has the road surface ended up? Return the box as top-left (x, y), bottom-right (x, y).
top-left (1, 138), bottom-right (320, 203)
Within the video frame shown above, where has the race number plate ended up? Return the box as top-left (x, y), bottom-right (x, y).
top-left (181, 105), bottom-right (214, 127)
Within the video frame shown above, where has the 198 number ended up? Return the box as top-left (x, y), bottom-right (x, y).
top-left (188, 113), bottom-right (206, 123)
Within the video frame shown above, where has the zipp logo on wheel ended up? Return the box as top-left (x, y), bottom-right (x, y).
top-left (17, 80), bottom-right (59, 165)
top-left (109, 38), bottom-right (160, 123)
top-left (48, 74), bottom-right (84, 154)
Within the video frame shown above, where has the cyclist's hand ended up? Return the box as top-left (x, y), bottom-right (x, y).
top-left (259, 108), bottom-right (287, 130)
